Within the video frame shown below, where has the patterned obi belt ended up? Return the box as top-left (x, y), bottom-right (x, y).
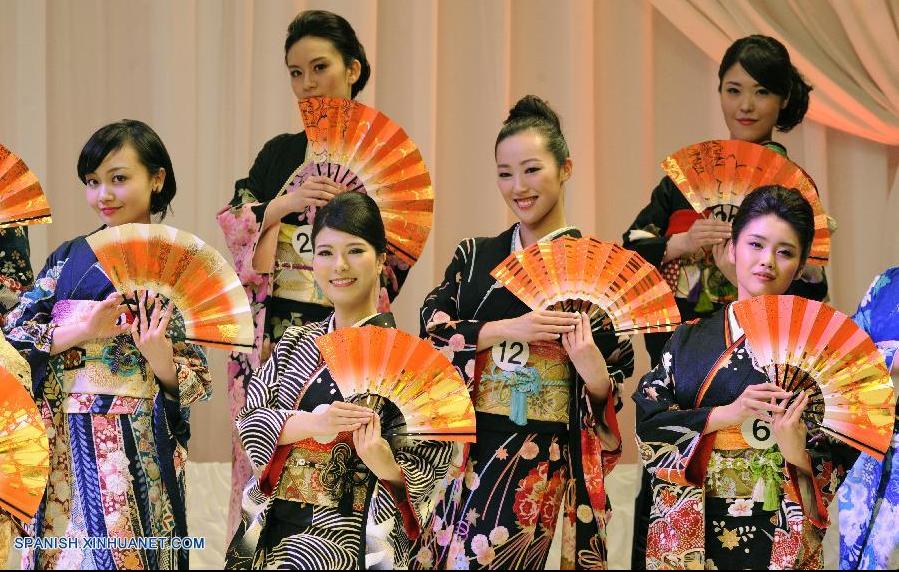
top-left (273, 223), bottom-right (332, 306)
top-left (273, 434), bottom-right (369, 514)
top-left (705, 425), bottom-right (784, 511)
top-left (52, 300), bottom-right (155, 402)
top-left (474, 340), bottom-right (572, 425)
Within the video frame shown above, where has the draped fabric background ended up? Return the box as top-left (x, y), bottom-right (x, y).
top-left (1, 0), bottom-right (896, 466)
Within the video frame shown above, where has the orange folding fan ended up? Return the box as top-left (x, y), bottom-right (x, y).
top-left (733, 295), bottom-right (895, 460)
top-left (290, 96), bottom-right (433, 267)
top-left (315, 326), bottom-right (476, 442)
top-left (0, 367), bottom-right (50, 523)
top-left (662, 140), bottom-right (830, 264)
top-left (0, 143), bottom-right (51, 227)
top-left (490, 236), bottom-right (681, 335)
top-left (86, 223), bottom-right (254, 352)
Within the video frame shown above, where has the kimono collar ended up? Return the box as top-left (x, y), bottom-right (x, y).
top-left (327, 312), bottom-right (396, 332)
top-left (511, 223), bottom-right (580, 252)
top-left (725, 304), bottom-right (744, 345)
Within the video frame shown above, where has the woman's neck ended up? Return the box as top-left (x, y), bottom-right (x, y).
top-left (518, 201), bottom-right (567, 248)
top-left (333, 299), bottom-right (379, 330)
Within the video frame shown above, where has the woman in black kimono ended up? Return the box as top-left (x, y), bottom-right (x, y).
top-left (217, 10), bottom-right (410, 537)
top-left (633, 186), bottom-right (857, 569)
top-left (624, 36), bottom-right (829, 567)
top-left (227, 191), bottom-right (453, 570)
top-left (410, 95), bottom-right (634, 570)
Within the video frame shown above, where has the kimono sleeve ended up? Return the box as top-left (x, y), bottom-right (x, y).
top-left (419, 239), bottom-right (485, 384)
top-left (622, 177), bottom-right (677, 268)
top-left (170, 340), bottom-right (212, 407)
top-left (235, 327), bottom-right (299, 469)
top-left (3, 249), bottom-right (67, 395)
top-left (386, 439), bottom-right (457, 539)
top-left (633, 330), bottom-right (715, 487)
top-left (0, 227), bottom-right (33, 317)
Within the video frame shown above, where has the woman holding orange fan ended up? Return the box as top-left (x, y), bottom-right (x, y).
top-left (411, 96), bottom-right (636, 570)
top-left (217, 10), bottom-right (420, 539)
top-left (633, 186), bottom-right (866, 569)
top-left (226, 191), bottom-right (455, 570)
top-left (3, 120), bottom-right (212, 570)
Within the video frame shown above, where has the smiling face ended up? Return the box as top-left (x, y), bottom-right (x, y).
top-left (495, 129), bottom-right (571, 233)
top-left (312, 226), bottom-right (385, 312)
top-left (719, 62), bottom-right (786, 143)
top-left (287, 36), bottom-right (360, 100)
top-left (729, 213), bottom-right (804, 299)
top-left (84, 143), bottom-right (164, 226)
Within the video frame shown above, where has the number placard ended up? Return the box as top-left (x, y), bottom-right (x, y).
top-left (491, 340), bottom-right (529, 372)
top-left (291, 224), bottom-right (314, 261)
top-left (741, 417), bottom-right (775, 450)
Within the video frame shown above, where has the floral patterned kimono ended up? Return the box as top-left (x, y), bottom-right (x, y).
top-left (0, 226), bottom-right (34, 318)
top-left (410, 224), bottom-right (635, 570)
top-left (839, 266), bottom-right (899, 569)
top-left (4, 232), bottom-right (212, 570)
top-left (217, 132), bottom-right (409, 536)
top-left (226, 312), bottom-right (454, 570)
top-left (634, 306), bottom-right (858, 570)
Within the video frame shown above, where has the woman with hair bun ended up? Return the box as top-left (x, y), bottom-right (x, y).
top-left (216, 10), bottom-right (412, 538)
top-left (411, 95), bottom-right (634, 570)
top-left (623, 35), bottom-right (830, 568)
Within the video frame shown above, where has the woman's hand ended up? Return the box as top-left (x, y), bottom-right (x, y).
top-left (664, 219), bottom-right (732, 261)
top-left (85, 291), bottom-right (133, 340)
top-left (772, 391), bottom-right (812, 473)
top-left (313, 401), bottom-right (376, 435)
top-left (478, 310), bottom-right (579, 350)
top-left (268, 176), bottom-right (344, 222)
top-left (131, 291), bottom-right (177, 386)
top-left (711, 240), bottom-right (737, 286)
top-left (353, 414), bottom-right (404, 487)
top-left (561, 312), bottom-right (611, 402)
top-left (706, 382), bottom-right (792, 434)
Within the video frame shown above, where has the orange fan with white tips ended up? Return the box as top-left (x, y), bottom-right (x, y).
top-left (315, 326), bottom-right (476, 442)
top-left (662, 139), bottom-right (830, 264)
top-left (733, 295), bottom-right (895, 460)
top-left (490, 236), bottom-right (681, 335)
top-left (86, 223), bottom-right (254, 352)
top-left (0, 367), bottom-right (50, 523)
top-left (286, 96), bottom-right (433, 267)
top-left (0, 143), bottom-right (51, 228)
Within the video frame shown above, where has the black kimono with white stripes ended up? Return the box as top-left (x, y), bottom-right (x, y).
top-left (226, 313), bottom-right (455, 570)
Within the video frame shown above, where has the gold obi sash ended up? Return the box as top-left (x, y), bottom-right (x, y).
top-left (705, 426), bottom-right (784, 508)
top-left (474, 340), bottom-right (571, 425)
top-left (273, 223), bottom-right (332, 307)
top-left (274, 434), bottom-right (368, 513)
top-left (52, 300), bottom-right (155, 400)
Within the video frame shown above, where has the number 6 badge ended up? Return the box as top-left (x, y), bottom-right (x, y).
top-left (492, 340), bottom-right (529, 372)
top-left (741, 416), bottom-right (776, 449)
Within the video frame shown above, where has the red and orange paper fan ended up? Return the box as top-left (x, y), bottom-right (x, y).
top-left (0, 143), bottom-right (51, 228)
top-left (662, 140), bottom-right (830, 264)
top-left (288, 96), bottom-right (433, 267)
top-left (315, 326), bottom-right (476, 442)
top-left (0, 367), bottom-right (49, 523)
top-left (86, 223), bottom-right (254, 352)
top-left (490, 236), bottom-right (681, 335)
top-left (733, 295), bottom-right (895, 460)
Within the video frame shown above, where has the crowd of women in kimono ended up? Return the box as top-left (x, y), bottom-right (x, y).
top-left (0, 6), bottom-right (897, 572)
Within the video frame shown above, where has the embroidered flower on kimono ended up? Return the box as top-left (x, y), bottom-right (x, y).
top-left (448, 333), bottom-right (466, 352)
top-left (514, 464), bottom-right (550, 528)
top-left (431, 515), bottom-right (443, 532)
top-left (662, 352), bottom-right (672, 372)
top-left (549, 441), bottom-right (561, 461)
top-left (431, 311), bottom-right (452, 325)
top-left (103, 472), bottom-right (129, 496)
top-left (644, 386), bottom-right (659, 401)
top-left (439, 345), bottom-right (456, 362)
top-left (495, 447), bottom-right (509, 460)
top-left (489, 526), bottom-right (509, 545)
top-left (415, 547), bottom-right (434, 567)
top-left (436, 524), bottom-right (454, 547)
top-left (576, 503), bottom-right (594, 523)
top-left (464, 359), bottom-right (475, 379)
top-left (465, 508), bottom-right (480, 525)
top-left (727, 498), bottom-right (754, 517)
top-left (448, 539), bottom-right (469, 570)
top-left (520, 441), bottom-right (539, 460)
top-left (540, 472), bottom-right (565, 529)
top-left (476, 546), bottom-right (496, 566)
top-left (464, 466), bottom-right (480, 491)
top-left (471, 534), bottom-right (489, 555)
